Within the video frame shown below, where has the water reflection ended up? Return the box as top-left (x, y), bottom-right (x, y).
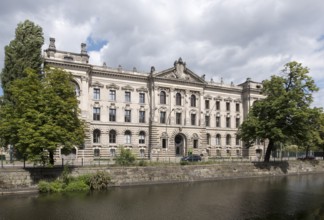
top-left (0, 174), bottom-right (323, 220)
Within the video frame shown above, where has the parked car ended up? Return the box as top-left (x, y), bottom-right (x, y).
top-left (297, 155), bottom-right (315, 160)
top-left (181, 155), bottom-right (202, 162)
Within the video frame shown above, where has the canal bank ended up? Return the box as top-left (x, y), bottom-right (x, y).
top-left (0, 160), bottom-right (323, 194)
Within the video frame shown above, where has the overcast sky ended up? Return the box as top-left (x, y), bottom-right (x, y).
top-left (1, 0), bottom-right (323, 107)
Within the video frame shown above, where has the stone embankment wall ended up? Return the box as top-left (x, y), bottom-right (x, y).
top-left (0, 161), bottom-right (324, 190)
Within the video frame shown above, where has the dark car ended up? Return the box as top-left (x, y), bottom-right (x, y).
top-left (181, 155), bottom-right (202, 162)
top-left (297, 155), bottom-right (315, 160)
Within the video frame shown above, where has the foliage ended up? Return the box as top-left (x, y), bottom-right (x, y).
top-left (38, 170), bottom-right (111, 193)
top-left (88, 171), bottom-right (112, 190)
top-left (180, 160), bottom-right (189, 165)
top-left (238, 61), bottom-right (321, 162)
top-left (1, 20), bottom-right (44, 101)
top-left (116, 147), bottom-right (136, 166)
top-left (0, 68), bottom-right (86, 164)
top-left (138, 159), bottom-right (148, 166)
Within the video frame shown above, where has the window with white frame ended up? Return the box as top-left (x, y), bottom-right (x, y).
top-left (139, 111), bottom-right (145, 123)
top-left (125, 130), bottom-right (131, 144)
top-left (109, 90), bottom-right (116, 101)
top-left (93, 129), bottom-right (101, 143)
top-left (125, 91), bottom-right (131, 102)
top-left (139, 131), bottom-right (145, 144)
top-left (109, 109), bottom-right (116, 122)
top-left (93, 88), bottom-right (100, 100)
top-left (93, 107), bottom-right (100, 121)
top-left (125, 110), bottom-right (131, 122)
top-left (190, 94), bottom-right (196, 107)
top-left (216, 134), bottom-right (221, 145)
top-left (160, 91), bottom-right (166, 104)
top-left (109, 130), bottom-right (116, 143)
top-left (139, 93), bottom-right (145, 104)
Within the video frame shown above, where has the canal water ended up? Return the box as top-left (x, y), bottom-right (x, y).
top-left (0, 174), bottom-right (323, 220)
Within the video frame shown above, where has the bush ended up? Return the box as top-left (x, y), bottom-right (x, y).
top-left (138, 159), bottom-right (148, 166)
top-left (63, 180), bottom-right (90, 192)
top-left (180, 160), bottom-right (189, 165)
top-left (88, 171), bottom-right (112, 190)
top-left (38, 180), bottom-right (64, 193)
top-left (116, 148), bottom-right (136, 166)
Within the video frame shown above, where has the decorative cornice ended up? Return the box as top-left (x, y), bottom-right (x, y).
top-left (106, 83), bottom-right (120, 90)
top-left (121, 85), bottom-right (134, 91)
top-left (136, 86), bottom-right (148, 93)
top-left (91, 81), bottom-right (104, 88)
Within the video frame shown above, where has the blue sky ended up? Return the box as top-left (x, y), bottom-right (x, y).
top-left (0, 0), bottom-right (324, 107)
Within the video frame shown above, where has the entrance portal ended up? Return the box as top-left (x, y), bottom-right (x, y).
top-left (174, 134), bottom-right (186, 156)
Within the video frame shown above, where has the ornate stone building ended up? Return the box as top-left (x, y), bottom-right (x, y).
top-left (44, 38), bottom-right (264, 161)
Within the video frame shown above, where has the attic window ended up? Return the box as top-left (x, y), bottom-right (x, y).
top-left (64, 55), bottom-right (74, 61)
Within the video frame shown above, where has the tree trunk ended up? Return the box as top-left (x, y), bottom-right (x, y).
top-left (264, 139), bottom-right (274, 162)
top-left (49, 150), bottom-right (54, 165)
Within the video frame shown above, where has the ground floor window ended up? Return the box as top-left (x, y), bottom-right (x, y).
top-left (110, 148), bottom-right (116, 157)
top-left (94, 148), bottom-right (100, 157)
top-left (216, 149), bottom-right (221, 156)
top-left (236, 149), bottom-right (240, 156)
top-left (140, 149), bottom-right (145, 158)
top-left (193, 139), bottom-right (198, 148)
top-left (226, 149), bottom-right (231, 156)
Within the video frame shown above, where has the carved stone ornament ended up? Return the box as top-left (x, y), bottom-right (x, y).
top-left (136, 86), bottom-right (148, 93)
top-left (121, 85), bottom-right (134, 91)
top-left (106, 83), bottom-right (120, 90)
top-left (91, 81), bottom-right (104, 88)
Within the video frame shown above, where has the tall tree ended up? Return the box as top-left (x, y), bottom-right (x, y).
top-left (238, 61), bottom-right (319, 162)
top-left (0, 68), bottom-right (85, 164)
top-left (1, 20), bottom-right (44, 101)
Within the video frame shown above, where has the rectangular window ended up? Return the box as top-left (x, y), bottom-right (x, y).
top-left (236, 118), bottom-right (240, 128)
top-left (216, 101), bottom-right (220, 110)
top-left (226, 102), bottom-right (230, 111)
top-left (125, 91), bottom-right (131, 102)
top-left (160, 112), bottom-right (166, 124)
top-left (94, 149), bottom-right (100, 157)
top-left (125, 110), bottom-right (131, 122)
top-left (205, 100), bottom-right (210, 109)
top-left (193, 140), bottom-right (198, 148)
top-left (93, 88), bottom-right (100, 100)
top-left (139, 93), bottom-right (145, 104)
top-left (205, 116), bottom-right (210, 127)
top-left (162, 139), bottom-right (167, 148)
top-left (176, 113), bottom-right (182, 125)
top-left (236, 103), bottom-right (240, 112)
top-left (109, 109), bottom-right (116, 122)
top-left (236, 137), bottom-right (240, 146)
top-left (93, 107), bottom-right (100, 121)
top-left (109, 90), bottom-right (116, 101)
top-left (110, 149), bottom-right (116, 157)
top-left (217, 150), bottom-right (221, 157)
top-left (216, 116), bottom-right (220, 127)
top-left (139, 111), bottom-right (145, 123)
top-left (226, 117), bottom-right (231, 128)
top-left (191, 114), bottom-right (196, 126)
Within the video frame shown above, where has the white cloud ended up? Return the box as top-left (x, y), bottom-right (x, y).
top-left (0, 0), bottom-right (324, 107)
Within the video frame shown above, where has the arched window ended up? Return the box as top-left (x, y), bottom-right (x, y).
top-left (190, 94), bottom-right (196, 107)
top-left (109, 130), bottom-right (116, 143)
top-left (206, 133), bottom-right (211, 145)
top-left (236, 136), bottom-right (240, 146)
top-left (139, 131), bottom-right (145, 144)
top-left (226, 134), bottom-right (231, 145)
top-left (93, 129), bottom-right (101, 143)
top-left (176, 93), bottom-right (181, 105)
top-left (216, 134), bottom-right (221, 145)
top-left (160, 91), bottom-right (166, 104)
top-left (125, 130), bottom-right (131, 144)
top-left (72, 82), bottom-right (80, 96)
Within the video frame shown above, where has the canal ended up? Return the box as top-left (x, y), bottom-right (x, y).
top-left (0, 173), bottom-right (323, 220)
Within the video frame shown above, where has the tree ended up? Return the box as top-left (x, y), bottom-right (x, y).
top-left (0, 68), bottom-right (85, 165)
top-left (238, 61), bottom-right (319, 162)
top-left (1, 20), bottom-right (44, 101)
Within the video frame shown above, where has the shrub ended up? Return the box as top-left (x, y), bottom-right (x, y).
top-left (180, 160), bottom-right (189, 165)
top-left (138, 159), bottom-right (148, 166)
top-left (116, 148), bottom-right (136, 166)
top-left (88, 171), bottom-right (112, 190)
top-left (63, 180), bottom-right (90, 192)
top-left (38, 180), bottom-right (64, 193)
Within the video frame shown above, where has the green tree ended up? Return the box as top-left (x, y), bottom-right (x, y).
top-left (0, 68), bottom-right (85, 164)
top-left (238, 61), bottom-right (319, 162)
top-left (1, 20), bottom-right (44, 101)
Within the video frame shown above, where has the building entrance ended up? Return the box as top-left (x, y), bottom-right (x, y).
top-left (174, 134), bottom-right (186, 156)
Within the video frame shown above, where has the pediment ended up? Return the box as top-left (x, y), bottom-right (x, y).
top-left (154, 58), bottom-right (206, 84)
top-left (106, 83), bottom-right (120, 90)
top-left (91, 81), bottom-right (104, 88)
top-left (121, 85), bottom-right (134, 91)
